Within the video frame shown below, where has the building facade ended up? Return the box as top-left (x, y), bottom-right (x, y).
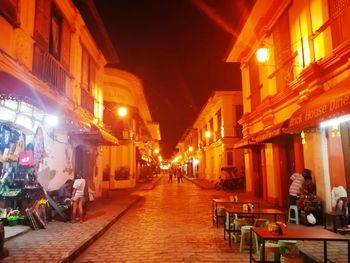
top-left (226, 0), bottom-right (350, 210)
top-left (102, 68), bottom-right (161, 190)
top-left (0, 0), bottom-right (121, 201)
top-left (176, 91), bottom-right (244, 182)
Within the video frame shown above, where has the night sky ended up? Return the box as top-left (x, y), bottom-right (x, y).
top-left (94, 0), bottom-right (254, 159)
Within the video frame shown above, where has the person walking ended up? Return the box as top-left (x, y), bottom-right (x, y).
top-left (168, 170), bottom-right (173, 183)
top-left (71, 172), bottom-right (86, 223)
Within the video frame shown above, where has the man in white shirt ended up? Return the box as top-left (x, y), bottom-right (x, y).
top-left (71, 172), bottom-right (86, 223)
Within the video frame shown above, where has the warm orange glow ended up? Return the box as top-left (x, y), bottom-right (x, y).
top-left (117, 107), bottom-right (128, 117)
top-left (189, 146), bottom-right (193, 152)
top-left (154, 148), bottom-right (160, 154)
top-left (205, 131), bottom-right (211, 138)
top-left (256, 47), bottom-right (269, 62)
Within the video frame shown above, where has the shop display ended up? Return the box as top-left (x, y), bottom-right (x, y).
top-left (0, 124), bottom-right (44, 222)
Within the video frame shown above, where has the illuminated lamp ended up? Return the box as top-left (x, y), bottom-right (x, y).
top-left (45, 114), bottom-right (59, 127)
top-left (117, 106), bottom-right (128, 117)
top-left (320, 115), bottom-right (350, 128)
top-left (205, 131), bottom-right (211, 138)
top-left (189, 146), bottom-right (193, 152)
top-left (256, 47), bottom-right (269, 63)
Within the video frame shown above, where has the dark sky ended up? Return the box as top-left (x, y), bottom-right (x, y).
top-left (94, 0), bottom-right (254, 159)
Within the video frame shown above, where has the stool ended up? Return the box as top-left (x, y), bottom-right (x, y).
top-left (259, 242), bottom-right (280, 262)
top-left (288, 205), bottom-right (299, 224)
top-left (278, 240), bottom-right (299, 255)
top-left (232, 218), bottom-right (248, 243)
top-left (240, 225), bottom-right (258, 252)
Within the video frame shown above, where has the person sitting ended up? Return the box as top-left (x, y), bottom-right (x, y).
top-left (57, 179), bottom-right (73, 205)
top-left (300, 174), bottom-right (316, 196)
top-left (289, 168), bottom-right (311, 205)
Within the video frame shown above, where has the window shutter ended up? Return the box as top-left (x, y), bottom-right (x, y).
top-left (0, 0), bottom-right (19, 26)
top-left (60, 19), bottom-right (71, 70)
top-left (34, 0), bottom-right (51, 50)
top-left (81, 48), bottom-right (89, 91)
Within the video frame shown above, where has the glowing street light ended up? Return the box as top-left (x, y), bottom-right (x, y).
top-left (205, 131), bottom-right (211, 138)
top-left (117, 106), bottom-right (128, 117)
top-left (45, 114), bottom-right (59, 126)
top-left (256, 47), bottom-right (269, 63)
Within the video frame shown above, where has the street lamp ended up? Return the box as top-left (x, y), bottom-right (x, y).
top-left (117, 106), bottom-right (128, 117)
top-left (256, 47), bottom-right (269, 63)
top-left (205, 131), bottom-right (211, 138)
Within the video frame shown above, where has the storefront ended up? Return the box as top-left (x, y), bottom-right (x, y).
top-left (0, 95), bottom-right (73, 214)
top-left (287, 79), bottom-right (350, 211)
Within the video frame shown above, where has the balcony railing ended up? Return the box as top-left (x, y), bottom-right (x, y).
top-left (32, 44), bottom-right (69, 94)
top-left (80, 88), bottom-right (94, 114)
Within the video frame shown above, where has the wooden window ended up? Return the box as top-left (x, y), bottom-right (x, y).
top-left (227, 151), bottom-right (233, 166)
top-left (81, 47), bottom-right (96, 92)
top-left (249, 58), bottom-right (261, 111)
top-left (49, 10), bottom-right (61, 59)
top-left (329, 0), bottom-right (350, 48)
top-left (34, 0), bottom-right (51, 50)
top-left (216, 109), bottom-right (222, 131)
top-left (0, 0), bottom-right (19, 27)
top-left (34, 0), bottom-right (70, 70)
top-left (272, 9), bottom-right (293, 90)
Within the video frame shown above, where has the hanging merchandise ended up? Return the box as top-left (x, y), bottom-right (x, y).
top-left (0, 125), bottom-right (11, 149)
top-left (33, 127), bottom-right (45, 161)
top-left (18, 151), bottom-right (35, 166)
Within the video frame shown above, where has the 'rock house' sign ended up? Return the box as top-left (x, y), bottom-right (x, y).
top-left (288, 86), bottom-right (350, 131)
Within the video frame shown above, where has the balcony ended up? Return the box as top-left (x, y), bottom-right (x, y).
top-left (32, 44), bottom-right (69, 94)
top-left (80, 88), bottom-right (94, 114)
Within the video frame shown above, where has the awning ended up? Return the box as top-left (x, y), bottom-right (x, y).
top-left (254, 121), bottom-right (288, 143)
top-left (233, 137), bottom-right (256, 149)
top-left (69, 124), bottom-right (119, 146)
top-left (287, 78), bottom-right (350, 133)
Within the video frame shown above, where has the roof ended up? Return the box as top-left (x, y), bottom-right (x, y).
top-left (74, 0), bottom-right (119, 65)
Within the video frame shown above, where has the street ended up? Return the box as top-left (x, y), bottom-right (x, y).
top-left (76, 176), bottom-right (247, 262)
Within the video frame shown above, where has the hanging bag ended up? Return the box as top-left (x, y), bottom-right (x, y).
top-left (18, 151), bottom-right (35, 166)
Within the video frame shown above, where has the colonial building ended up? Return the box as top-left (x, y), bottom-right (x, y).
top-left (176, 91), bottom-right (243, 182)
top-left (226, 0), bottom-right (350, 210)
top-left (102, 68), bottom-right (161, 189)
top-left (0, 0), bottom-right (119, 200)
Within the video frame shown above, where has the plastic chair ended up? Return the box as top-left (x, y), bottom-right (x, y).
top-left (288, 205), bottom-right (299, 224)
top-left (259, 242), bottom-right (280, 262)
top-left (240, 225), bottom-right (258, 252)
top-left (232, 218), bottom-right (248, 243)
top-left (324, 197), bottom-right (348, 232)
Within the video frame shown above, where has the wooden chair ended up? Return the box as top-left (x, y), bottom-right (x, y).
top-left (324, 197), bottom-right (348, 232)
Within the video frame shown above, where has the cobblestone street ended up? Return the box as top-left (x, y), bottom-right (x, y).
top-left (76, 176), bottom-right (248, 263)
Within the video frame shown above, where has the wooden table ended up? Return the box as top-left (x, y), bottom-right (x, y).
top-left (211, 198), bottom-right (259, 227)
top-left (250, 227), bottom-right (350, 262)
top-left (224, 207), bottom-right (287, 223)
top-left (223, 207), bottom-right (286, 247)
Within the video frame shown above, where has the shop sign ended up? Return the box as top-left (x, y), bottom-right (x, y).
top-left (289, 86), bottom-right (350, 131)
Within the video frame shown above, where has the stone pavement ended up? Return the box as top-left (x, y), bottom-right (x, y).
top-left (2, 175), bottom-right (350, 263)
top-left (2, 176), bottom-right (161, 263)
